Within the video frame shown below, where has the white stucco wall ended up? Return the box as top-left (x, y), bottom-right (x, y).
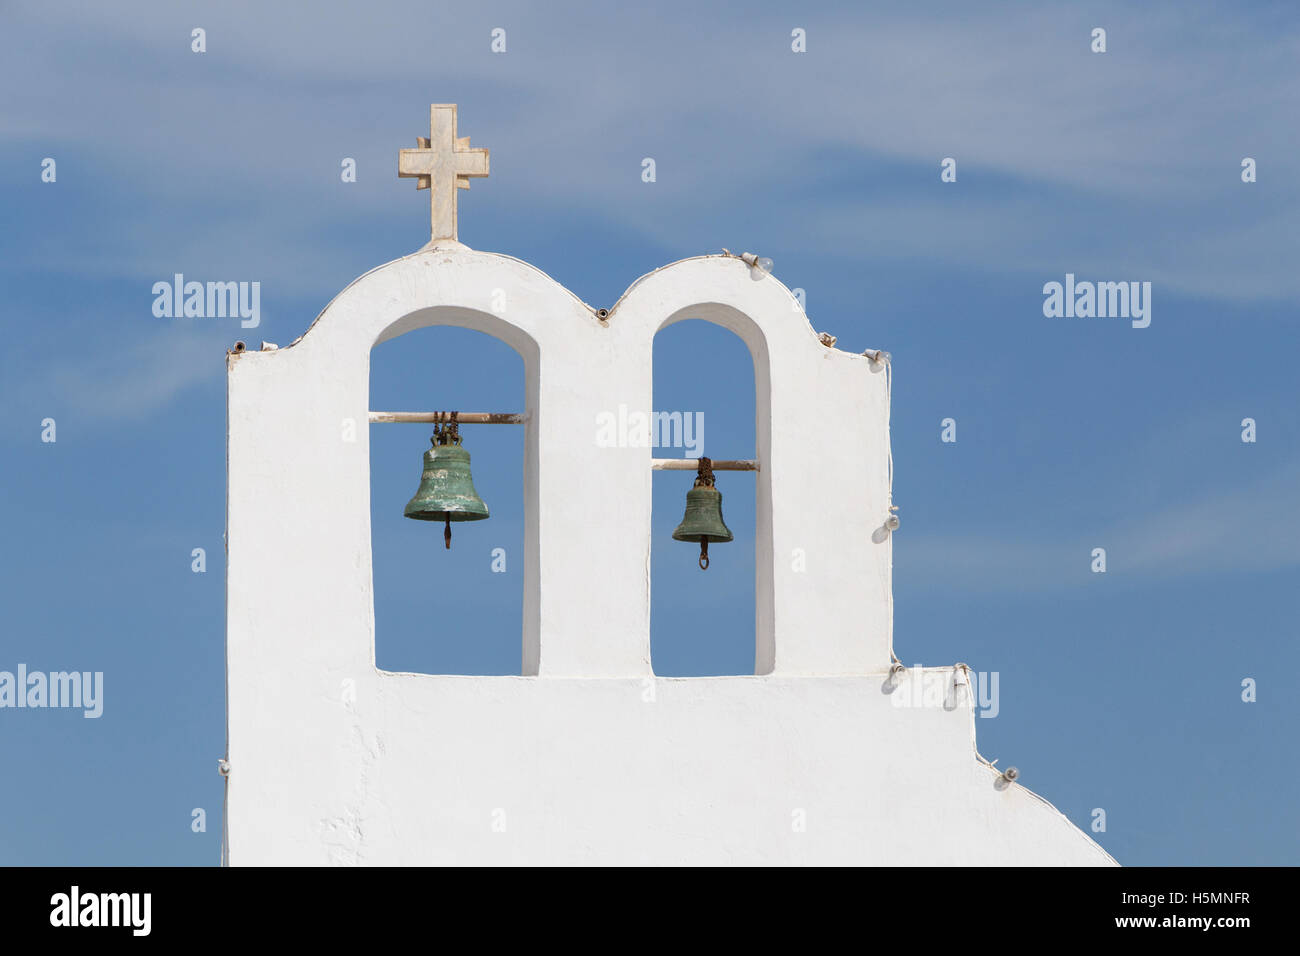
top-left (224, 247), bottom-right (1115, 865)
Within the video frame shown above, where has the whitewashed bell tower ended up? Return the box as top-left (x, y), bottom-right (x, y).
top-left (223, 104), bottom-right (1115, 865)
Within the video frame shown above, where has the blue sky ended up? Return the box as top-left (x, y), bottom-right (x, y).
top-left (1, 1), bottom-right (1297, 865)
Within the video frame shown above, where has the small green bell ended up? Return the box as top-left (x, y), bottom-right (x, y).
top-left (403, 422), bottom-right (489, 548)
top-left (671, 457), bottom-right (733, 570)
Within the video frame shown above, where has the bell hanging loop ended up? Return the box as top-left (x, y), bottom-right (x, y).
top-left (672, 457), bottom-right (733, 570)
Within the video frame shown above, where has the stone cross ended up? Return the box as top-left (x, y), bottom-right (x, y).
top-left (398, 104), bottom-right (490, 243)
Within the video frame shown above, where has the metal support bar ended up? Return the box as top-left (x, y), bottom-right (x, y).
top-left (368, 411), bottom-right (526, 424)
top-left (652, 458), bottom-right (757, 471)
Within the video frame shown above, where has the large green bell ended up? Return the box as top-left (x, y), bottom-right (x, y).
top-left (403, 423), bottom-right (489, 549)
top-left (671, 457), bottom-right (733, 570)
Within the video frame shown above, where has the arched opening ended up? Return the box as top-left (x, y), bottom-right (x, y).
top-left (369, 325), bottom-right (526, 675)
top-left (650, 319), bottom-right (757, 676)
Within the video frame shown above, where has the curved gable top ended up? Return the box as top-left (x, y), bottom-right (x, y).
top-left (285, 250), bottom-right (835, 358)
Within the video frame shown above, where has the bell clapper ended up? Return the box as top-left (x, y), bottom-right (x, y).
top-left (444, 518), bottom-right (452, 549)
top-left (696, 459), bottom-right (711, 571)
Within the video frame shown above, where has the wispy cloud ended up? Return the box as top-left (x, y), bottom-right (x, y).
top-left (2, 1), bottom-right (1296, 294)
top-left (2, 1), bottom-right (1296, 423)
top-left (3, 328), bottom-right (227, 428)
top-left (900, 456), bottom-right (1300, 592)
